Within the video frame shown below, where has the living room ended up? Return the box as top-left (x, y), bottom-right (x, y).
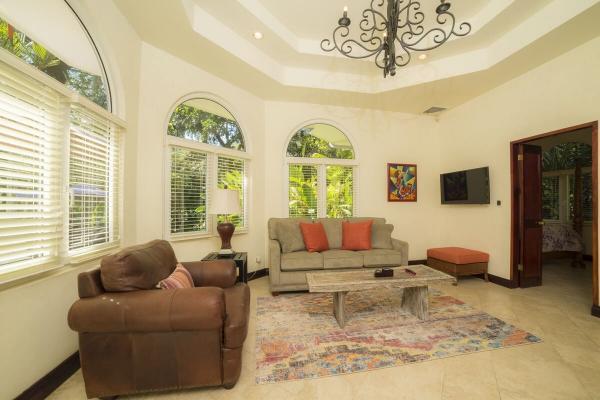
top-left (1, 0), bottom-right (600, 399)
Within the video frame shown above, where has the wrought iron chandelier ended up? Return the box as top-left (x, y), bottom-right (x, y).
top-left (321, 0), bottom-right (472, 77)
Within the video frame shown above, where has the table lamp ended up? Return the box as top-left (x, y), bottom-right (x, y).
top-left (209, 188), bottom-right (241, 257)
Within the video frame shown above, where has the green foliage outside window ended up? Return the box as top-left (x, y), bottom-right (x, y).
top-left (286, 127), bottom-right (353, 159)
top-left (0, 18), bottom-right (108, 109)
top-left (326, 166), bottom-right (354, 218)
top-left (289, 165), bottom-right (318, 218)
top-left (168, 102), bottom-right (245, 150)
top-left (170, 148), bottom-right (208, 234)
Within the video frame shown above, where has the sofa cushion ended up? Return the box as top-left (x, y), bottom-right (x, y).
top-left (101, 239), bottom-right (178, 292)
top-left (322, 249), bottom-right (364, 269)
top-left (317, 218), bottom-right (343, 249)
top-left (281, 251), bottom-right (324, 271)
top-left (342, 220), bottom-right (373, 250)
top-left (300, 222), bottom-right (330, 252)
top-left (275, 219), bottom-right (308, 253)
top-left (372, 224), bottom-right (394, 249)
top-left (359, 249), bottom-right (405, 266)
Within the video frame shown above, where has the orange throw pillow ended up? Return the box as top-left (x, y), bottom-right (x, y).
top-left (342, 220), bottom-right (373, 250)
top-left (299, 222), bottom-right (330, 252)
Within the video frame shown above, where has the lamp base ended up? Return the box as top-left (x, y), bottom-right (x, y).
top-left (217, 222), bottom-right (235, 256)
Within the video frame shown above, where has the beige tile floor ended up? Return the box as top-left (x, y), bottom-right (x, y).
top-left (50, 261), bottom-right (600, 400)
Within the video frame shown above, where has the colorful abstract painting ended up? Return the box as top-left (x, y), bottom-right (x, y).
top-left (388, 163), bottom-right (417, 201)
top-left (255, 289), bottom-right (542, 384)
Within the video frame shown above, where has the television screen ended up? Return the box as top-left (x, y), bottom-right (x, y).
top-left (440, 167), bottom-right (490, 204)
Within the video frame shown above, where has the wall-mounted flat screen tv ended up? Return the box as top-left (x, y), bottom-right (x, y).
top-left (440, 167), bottom-right (490, 204)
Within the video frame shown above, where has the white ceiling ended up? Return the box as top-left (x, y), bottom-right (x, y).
top-left (115, 0), bottom-right (600, 113)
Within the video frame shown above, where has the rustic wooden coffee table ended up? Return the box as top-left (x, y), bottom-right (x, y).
top-left (306, 265), bottom-right (456, 328)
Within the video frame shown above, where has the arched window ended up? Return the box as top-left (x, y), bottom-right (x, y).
top-left (286, 123), bottom-right (357, 218)
top-left (0, 7), bottom-right (110, 109)
top-left (167, 98), bottom-right (248, 238)
top-left (0, 2), bottom-right (123, 278)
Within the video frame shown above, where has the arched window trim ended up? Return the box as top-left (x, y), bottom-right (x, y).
top-left (164, 93), bottom-right (251, 241)
top-left (284, 119), bottom-right (359, 219)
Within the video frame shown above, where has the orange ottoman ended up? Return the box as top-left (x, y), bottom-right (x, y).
top-left (427, 247), bottom-right (489, 285)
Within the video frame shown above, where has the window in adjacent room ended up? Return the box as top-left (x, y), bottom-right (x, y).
top-left (286, 123), bottom-right (357, 218)
top-left (166, 98), bottom-right (248, 238)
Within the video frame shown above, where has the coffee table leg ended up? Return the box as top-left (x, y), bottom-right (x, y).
top-left (401, 286), bottom-right (429, 320)
top-left (333, 291), bottom-right (347, 328)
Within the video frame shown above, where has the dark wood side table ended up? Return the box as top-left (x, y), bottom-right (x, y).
top-left (202, 252), bottom-right (248, 283)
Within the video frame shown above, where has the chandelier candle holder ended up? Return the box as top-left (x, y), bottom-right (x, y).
top-left (321, 0), bottom-right (471, 77)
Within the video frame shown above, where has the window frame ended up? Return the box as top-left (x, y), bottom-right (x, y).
top-left (0, 44), bottom-right (124, 284)
top-left (164, 96), bottom-right (251, 241)
top-left (542, 168), bottom-right (593, 226)
top-left (284, 121), bottom-right (359, 218)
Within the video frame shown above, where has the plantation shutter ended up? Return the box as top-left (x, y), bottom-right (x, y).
top-left (68, 105), bottom-right (121, 253)
top-left (217, 155), bottom-right (246, 228)
top-left (288, 164), bottom-right (318, 218)
top-left (0, 61), bottom-right (65, 273)
top-left (170, 147), bottom-right (209, 234)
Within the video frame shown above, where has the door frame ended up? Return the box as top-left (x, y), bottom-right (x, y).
top-left (510, 121), bottom-right (598, 311)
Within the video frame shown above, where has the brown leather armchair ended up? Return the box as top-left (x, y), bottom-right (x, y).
top-left (68, 240), bottom-right (250, 399)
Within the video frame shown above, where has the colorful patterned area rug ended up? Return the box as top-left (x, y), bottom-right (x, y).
top-left (255, 289), bottom-right (541, 384)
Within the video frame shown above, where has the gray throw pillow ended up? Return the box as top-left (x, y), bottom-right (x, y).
top-left (276, 219), bottom-right (307, 253)
top-left (371, 224), bottom-right (394, 249)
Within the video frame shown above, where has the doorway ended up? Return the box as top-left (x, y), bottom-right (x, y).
top-left (510, 122), bottom-right (598, 315)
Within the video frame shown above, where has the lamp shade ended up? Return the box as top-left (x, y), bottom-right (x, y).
top-left (208, 188), bottom-right (241, 215)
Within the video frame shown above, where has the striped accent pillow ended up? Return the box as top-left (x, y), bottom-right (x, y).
top-left (157, 263), bottom-right (194, 290)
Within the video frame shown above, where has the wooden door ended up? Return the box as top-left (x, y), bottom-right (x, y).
top-left (518, 144), bottom-right (543, 287)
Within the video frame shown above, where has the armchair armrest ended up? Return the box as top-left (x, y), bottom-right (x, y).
top-left (391, 238), bottom-right (409, 265)
top-left (181, 260), bottom-right (237, 288)
top-left (68, 287), bottom-right (225, 334)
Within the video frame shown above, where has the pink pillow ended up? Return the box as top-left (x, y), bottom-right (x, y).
top-left (157, 263), bottom-right (194, 290)
top-left (342, 220), bottom-right (373, 250)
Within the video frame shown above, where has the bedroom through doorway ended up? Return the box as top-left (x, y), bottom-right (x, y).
top-left (510, 122), bottom-right (598, 316)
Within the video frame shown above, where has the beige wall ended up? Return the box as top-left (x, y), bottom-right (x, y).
top-left (436, 36), bottom-right (600, 304)
top-left (0, 1), bottom-right (142, 398)
top-left (135, 43), bottom-right (267, 271)
top-left (264, 101), bottom-right (442, 260)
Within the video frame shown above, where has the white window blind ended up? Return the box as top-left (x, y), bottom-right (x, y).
top-left (0, 61), bottom-right (64, 273)
top-left (217, 155), bottom-right (246, 228)
top-left (288, 164), bottom-right (318, 218)
top-left (68, 105), bottom-right (121, 253)
top-left (170, 147), bottom-right (209, 235)
top-left (326, 165), bottom-right (354, 218)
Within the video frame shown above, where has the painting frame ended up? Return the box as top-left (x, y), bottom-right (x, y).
top-left (387, 163), bottom-right (417, 202)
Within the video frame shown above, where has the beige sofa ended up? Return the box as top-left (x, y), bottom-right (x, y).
top-left (268, 217), bottom-right (409, 293)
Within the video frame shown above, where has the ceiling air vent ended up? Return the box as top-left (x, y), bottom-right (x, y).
top-left (423, 106), bottom-right (447, 114)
